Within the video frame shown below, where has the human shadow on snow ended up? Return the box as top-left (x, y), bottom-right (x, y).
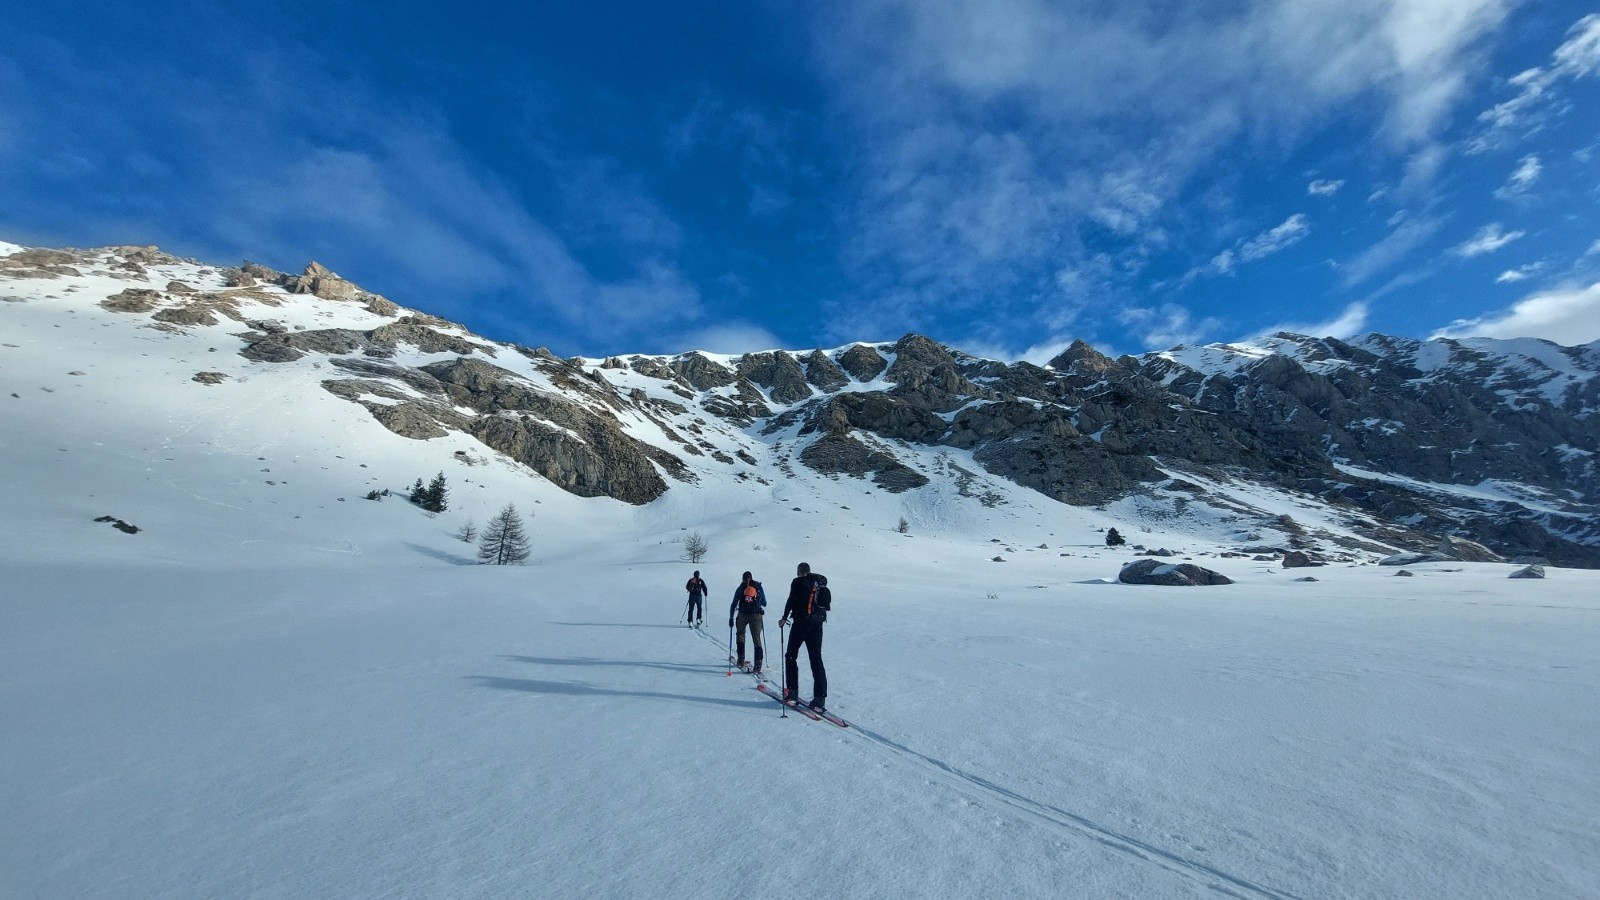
top-left (466, 676), bottom-right (766, 711)
top-left (501, 654), bottom-right (720, 675)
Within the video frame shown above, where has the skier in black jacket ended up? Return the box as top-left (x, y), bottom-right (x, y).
top-left (728, 571), bottom-right (767, 671)
top-left (779, 562), bottom-right (829, 711)
top-left (684, 571), bottom-right (707, 626)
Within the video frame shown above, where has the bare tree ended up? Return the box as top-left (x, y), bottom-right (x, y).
top-left (478, 504), bottom-right (531, 565)
top-left (896, 516), bottom-right (910, 534)
top-left (681, 531), bottom-right (709, 563)
top-left (455, 519), bottom-right (478, 543)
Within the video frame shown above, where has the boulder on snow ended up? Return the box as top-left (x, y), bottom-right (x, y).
top-left (1282, 550), bottom-right (1326, 568)
top-left (1380, 552), bottom-right (1442, 566)
top-left (1508, 565), bottom-right (1545, 579)
top-left (1435, 535), bottom-right (1505, 563)
top-left (1395, 569), bottom-right (1414, 577)
top-left (1117, 558), bottom-right (1232, 586)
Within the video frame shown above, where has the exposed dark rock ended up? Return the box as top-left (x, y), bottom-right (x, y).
top-left (1508, 565), bottom-right (1545, 579)
top-left (804, 350), bottom-right (850, 391)
top-left (167, 280), bottom-right (197, 294)
top-left (0, 248), bottom-right (83, 278)
top-left (973, 433), bottom-right (1161, 505)
top-left (1380, 551), bottom-right (1443, 566)
top-left (1117, 559), bottom-right (1233, 586)
top-left (367, 401), bottom-right (464, 440)
top-left (738, 351), bottom-right (812, 404)
top-left (1395, 569), bottom-right (1415, 577)
top-left (191, 371), bottom-right (227, 385)
top-left (1282, 550), bottom-right (1326, 568)
top-left (799, 433), bottom-right (929, 493)
top-left (886, 334), bottom-right (987, 412)
top-left (672, 353), bottom-right (738, 390)
top-left (284, 261), bottom-right (358, 300)
top-left (808, 392), bottom-right (947, 442)
top-left (469, 413), bottom-right (669, 504)
top-left (836, 344), bottom-right (888, 382)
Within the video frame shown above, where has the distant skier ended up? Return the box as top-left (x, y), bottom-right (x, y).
top-left (780, 562), bottom-right (830, 711)
top-left (729, 571), bottom-right (767, 671)
top-left (685, 571), bottom-right (708, 627)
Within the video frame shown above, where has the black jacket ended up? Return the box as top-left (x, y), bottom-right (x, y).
top-left (782, 573), bottom-right (829, 623)
top-left (685, 577), bottom-right (707, 599)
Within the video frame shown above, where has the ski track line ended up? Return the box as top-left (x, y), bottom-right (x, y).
top-left (687, 625), bottom-right (1301, 900)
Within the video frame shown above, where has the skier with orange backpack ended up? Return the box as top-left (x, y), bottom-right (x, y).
top-left (779, 561), bottom-right (830, 712)
top-left (728, 571), bottom-right (767, 673)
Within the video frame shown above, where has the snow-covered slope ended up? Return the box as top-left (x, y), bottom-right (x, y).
top-left (3, 242), bottom-right (1599, 898)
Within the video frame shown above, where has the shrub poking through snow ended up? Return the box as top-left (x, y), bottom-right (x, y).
top-left (682, 531), bottom-right (709, 563)
top-left (1105, 527), bottom-right (1126, 547)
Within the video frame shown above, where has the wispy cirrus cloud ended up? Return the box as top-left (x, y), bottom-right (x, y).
top-left (1307, 179), bottom-right (1344, 196)
top-left (1341, 216), bottom-right (1443, 286)
top-left (1496, 263), bottom-right (1542, 283)
top-left (1431, 281), bottom-right (1600, 344)
top-left (1453, 223), bottom-right (1525, 257)
top-left (1261, 301), bottom-right (1370, 340)
top-left (812, 0), bottom-right (1515, 348)
top-left (0, 42), bottom-right (706, 355)
top-left (1493, 154), bottom-right (1541, 199)
top-left (1187, 214), bottom-right (1311, 282)
top-left (1470, 13), bottom-right (1600, 152)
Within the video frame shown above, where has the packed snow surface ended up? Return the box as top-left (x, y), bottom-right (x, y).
top-left (3, 246), bottom-right (1598, 898)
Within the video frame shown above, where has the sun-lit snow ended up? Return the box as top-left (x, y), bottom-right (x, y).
top-left (3, 247), bottom-right (1598, 898)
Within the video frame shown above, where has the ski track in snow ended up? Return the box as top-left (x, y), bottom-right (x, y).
top-left (689, 625), bottom-right (1299, 900)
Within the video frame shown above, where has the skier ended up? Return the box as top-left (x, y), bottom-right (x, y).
top-left (779, 561), bottom-right (829, 711)
top-left (684, 570), bottom-right (708, 627)
top-left (729, 571), bottom-right (767, 671)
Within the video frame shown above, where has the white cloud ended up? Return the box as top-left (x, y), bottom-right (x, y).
top-left (1184, 214), bottom-right (1309, 283)
top-left (1340, 216), bottom-right (1442, 286)
top-left (1585, 239), bottom-right (1600, 257)
top-left (673, 322), bottom-right (784, 355)
top-left (1496, 268), bottom-right (1528, 283)
top-left (1471, 14), bottom-right (1600, 151)
top-left (1307, 179), bottom-right (1344, 196)
top-left (1239, 214), bottom-right (1311, 262)
top-left (814, 0), bottom-right (1514, 331)
top-left (1117, 303), bottom-right (1221, 350)
top-left (1493, 154), bottom-right (1541, 199)
top-left (1431, 281), bottom-right (1600, 344)
top-left (1262, 301), bottom-right (1369, 339)
top-left (1453, 222), bottom-right (1525, 257)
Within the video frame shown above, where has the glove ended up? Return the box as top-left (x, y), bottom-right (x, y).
top-left (727, 618), bottom-right (734, 628)
top-left (779, 618), bottom-right (789, 628)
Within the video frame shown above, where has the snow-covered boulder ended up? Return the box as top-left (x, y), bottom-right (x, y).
top-left (1118, 559), bottom-right (1233, 586)
top-left (1509, 565), bottom-right (1546, 579)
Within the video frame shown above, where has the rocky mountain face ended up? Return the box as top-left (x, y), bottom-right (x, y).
top-left (7, 244), bottom-right (1598, 566)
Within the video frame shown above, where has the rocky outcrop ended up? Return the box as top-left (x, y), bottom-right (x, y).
top-left (974, 434), bottom-right (1161, 506)
top-left (885, 334), bottom-right (988, 412)
top-left (1434, 535), bottom-right (1505, 563)
top-left (672, 353), bottom-right (738, 390)
top-left (1118, 559), bottom-right (1233, 586)
top-left (1, 248), bottom-right (83, 279)
top-left (1282, 550), bottom-right (1325, 568)
top-left (738, 351), bottom-right (812, 404)
top-left (240, 318), bottom-right (489, 362)
top-left (285, 261), bottom-right (358, 300)
top-left (1509, 565), bottom-right (1545, 579)
top-left (836, 344), bottom-right (888, 382)
top-left (804, 350), bottom-right (850, 391)
top-left (799, 433), bottom-right (929, 492)
top-left (100, 288), bottom-right (164, 313)
top-left (808, 393), bottom-right (947, 443)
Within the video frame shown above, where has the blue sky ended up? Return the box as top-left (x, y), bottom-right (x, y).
top-left (3, 2), bottom-right (1599, 358)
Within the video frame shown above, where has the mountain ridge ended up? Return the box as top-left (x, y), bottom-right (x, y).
top-left (3, 240), bottom-right (1597, 567)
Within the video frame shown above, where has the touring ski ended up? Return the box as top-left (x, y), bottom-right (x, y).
top-left (755, 683), bottom-right (823, 720)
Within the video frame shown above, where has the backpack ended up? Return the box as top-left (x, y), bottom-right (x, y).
top-left (807, 580), bottom-right (832, 618)
top-left (739, 582), bottom-right (763, 613)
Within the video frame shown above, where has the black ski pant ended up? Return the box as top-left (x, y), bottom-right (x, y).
top-left (687, 595), bottom-right (703, 622)
top-left (784, 619), bottom-right (826, 703)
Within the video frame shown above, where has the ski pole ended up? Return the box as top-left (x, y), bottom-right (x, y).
top-left (727, 619), bottom-right (734, 677)
top-left (681, 597), bottom-right (688, 625)
top-left (778, 619), bottom-right (787, 717)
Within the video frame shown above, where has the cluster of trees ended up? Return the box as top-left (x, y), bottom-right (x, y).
top-left (409, 473), bottom-right (449, 513)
